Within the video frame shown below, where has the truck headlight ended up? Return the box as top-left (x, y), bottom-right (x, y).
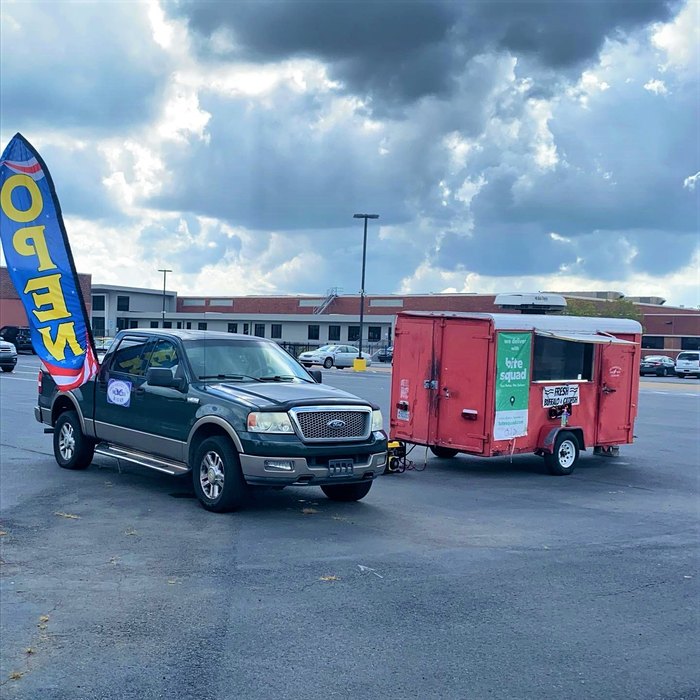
top-left (247, 412), bottom-right (294, 434)
top-left (371, 409), bottom-right (383, 432)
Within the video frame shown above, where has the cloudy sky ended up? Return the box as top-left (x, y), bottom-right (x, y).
top-left (1, 0), bottom-right (698, 306)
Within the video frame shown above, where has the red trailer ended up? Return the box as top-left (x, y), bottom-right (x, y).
top-left (388, 312), bottom-right (642, 475)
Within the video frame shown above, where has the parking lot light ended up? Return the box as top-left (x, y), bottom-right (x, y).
top-left (352, 213), bottom-right (379, 368)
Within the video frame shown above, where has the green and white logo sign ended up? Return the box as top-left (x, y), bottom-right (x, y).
top-left (494, 332), bottom-right (532, 440)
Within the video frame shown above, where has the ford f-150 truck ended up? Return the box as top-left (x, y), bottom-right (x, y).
top-left (35, 330), bottom-right (387, 512)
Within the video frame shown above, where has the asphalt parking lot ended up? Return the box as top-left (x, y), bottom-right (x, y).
top-left (1, 356), bottom-right (698, 699)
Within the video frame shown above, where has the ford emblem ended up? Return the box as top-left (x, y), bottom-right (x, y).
top-left (327, 419), bottom-right (346, 429)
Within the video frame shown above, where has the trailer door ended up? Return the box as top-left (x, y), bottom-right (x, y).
top-left (390, 315), bottom-right (440, 445)
top-left (435, 319), bottom-right (490, 454)
top-left (596, 343), bottom-right (636, 445)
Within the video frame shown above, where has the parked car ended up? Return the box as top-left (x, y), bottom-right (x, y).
top-left (298, 344), bottom-right (373, 369)
top-left (0, 339), bottom-right (17, 372)
top-left (36, 330), bottom-right (387, 512)
top-left (0, 325), bottom-right (34, 353)
top-left (93, 336), bottom-right (115, 362)
top-left (639, 355), bottom-right (676, 376)
top-left (376, 345), bottom-right (394, 363)
top-left (675, 350), bottom-right (700, 378)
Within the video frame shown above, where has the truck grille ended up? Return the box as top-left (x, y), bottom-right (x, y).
top-left (290, 407), bottom-right (371, 442)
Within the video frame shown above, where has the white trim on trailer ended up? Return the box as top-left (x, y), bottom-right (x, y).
top-left (401, 311), bottom-right (642, 335)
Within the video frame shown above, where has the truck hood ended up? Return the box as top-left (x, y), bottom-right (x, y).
top-left (200, 381), bottom-right (374, 410)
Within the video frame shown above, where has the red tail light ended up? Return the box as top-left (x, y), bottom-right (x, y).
top-left (38, 369), bottom-right (43, 393)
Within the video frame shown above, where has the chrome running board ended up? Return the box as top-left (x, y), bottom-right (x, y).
top-left (95, 444), bottom-right (189, 475)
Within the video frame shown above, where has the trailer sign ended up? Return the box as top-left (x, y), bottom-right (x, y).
top-left (542, 384), bottom-right (580, 408)
top-left (494, 332), bottom-right (532, 440)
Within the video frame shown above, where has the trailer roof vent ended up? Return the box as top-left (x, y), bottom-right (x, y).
top-left (494, 293), bottom-right (567, 314)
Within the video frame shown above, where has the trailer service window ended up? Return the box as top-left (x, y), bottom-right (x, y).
top-left (533, 337), bottom-right (594, 382)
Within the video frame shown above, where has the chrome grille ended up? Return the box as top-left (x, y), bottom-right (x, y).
top-left (290, 407), bottom-right (371, 442)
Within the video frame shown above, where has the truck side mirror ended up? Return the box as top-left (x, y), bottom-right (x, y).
top-left (309, 369), bottom-right (322, 383)
top-left (147, 367), bottom-right (186, 391)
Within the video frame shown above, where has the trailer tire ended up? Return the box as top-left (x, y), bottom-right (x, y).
top-left (429, 446), bottom-right (459, 459)
top-left (544, 431), bottom-right (579, 476)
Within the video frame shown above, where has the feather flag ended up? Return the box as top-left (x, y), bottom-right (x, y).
top-left (0, 133), bottom-right (98, 391)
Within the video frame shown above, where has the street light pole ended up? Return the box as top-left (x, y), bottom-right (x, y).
top-left (352, 214), bottom-right (379, 359)
top-left (158, 268), bottom-right (172, 324)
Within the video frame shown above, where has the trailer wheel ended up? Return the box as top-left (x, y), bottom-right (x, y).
top-left (429, 446), bottom-right (459, 459)
top-left (544, 431), bottom-right (579, 476)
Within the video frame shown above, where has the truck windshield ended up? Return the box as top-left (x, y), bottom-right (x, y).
top-left (183, 339), bottom-right (313, 383)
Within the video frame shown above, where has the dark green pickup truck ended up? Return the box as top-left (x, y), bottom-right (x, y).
top-left (35, 330), bottom-right (387, 512)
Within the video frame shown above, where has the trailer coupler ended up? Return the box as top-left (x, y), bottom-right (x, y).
top-left (386, 440), bottom-right (407, 474)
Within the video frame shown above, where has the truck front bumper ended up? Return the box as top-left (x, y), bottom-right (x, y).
top-left (240, 450), bottom-right (387, 486)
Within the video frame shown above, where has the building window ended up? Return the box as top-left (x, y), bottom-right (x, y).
top-left (681, 337), bottom-right (700, 351)
top-left (308, 324), bottom-right (320, 340)
top-left (348, 326), bottom-right (360, 342)
top-left (368, 326), bottom-right (381, 342)
top-left (186, 322), bottom-right (192, 329)
top-left (116, 317), bottom-right (129, 331)
top-left (176, 322), bottom-right (182, 329)
top-left (642, 335), bottom-right (664, 349)
top-left (254, 323), bottom-right (265, 338)
top-left (91, 317), bottom-right (105, 335)
top-left (163, 321), bottom-right (172, 329)
top-left (271, 324), bottom-right (282, 339)
top-left (533, 337), bottom-right (594, 382)
top-left (198, 322), bottom-right (207, 331)
top-left (243, 323), bottom-right (250, 335)
top-left (117, 296), bottom-right (130, 312)
top-left (129, 320), bottom-right (139, 329)
top-left (228, 323), bottom-right (238, 333)
top-left (328, 324), bottom-right (340, 341)
top-left (92, 295), bottom-right (105, 311)
top-left (150, 321), bottom-right (159, 328)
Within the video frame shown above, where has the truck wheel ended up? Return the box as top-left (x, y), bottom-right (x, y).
top-left (193, 436), bottom-right (248, 513)
top-left (1, 366), bottom-right (14, 372)
top-left (544, 431), bottom-right (579, 476)
top-left (430, 446), bottom-right (459, 459)
top-left (54, 411), bottom-right (95, 470)
top-left (323, 357), bottom-right (334, 369)
top-left (321, 481), bottom-right (373, 502)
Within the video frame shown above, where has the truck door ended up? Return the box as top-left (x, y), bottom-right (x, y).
top-left (595, 343), bottom-right (636, 445)
top-left (435, 319), bottom-right (490, 454)
top-left (138, 338), bottom-right (197, 461)
top-left (390, 316), bottom-right (440, 445)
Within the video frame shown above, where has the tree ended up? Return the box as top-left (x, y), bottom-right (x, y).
top-left (563, 296), bottom-right (645, 327)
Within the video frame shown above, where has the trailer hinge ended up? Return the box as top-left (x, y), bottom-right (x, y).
top-left (423, 379), bottom-right (438, 390)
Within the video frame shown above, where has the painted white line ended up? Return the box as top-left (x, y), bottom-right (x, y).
top-left (0, 376), bottom-right (37, 382)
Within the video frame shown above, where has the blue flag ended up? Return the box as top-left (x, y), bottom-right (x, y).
top-left (0, 133), bottom-right (98, 390)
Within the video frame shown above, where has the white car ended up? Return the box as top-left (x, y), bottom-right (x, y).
top-left (675, 350), bottom-right (700, 378)
top-left (298, 344), bottom-right (372, 369)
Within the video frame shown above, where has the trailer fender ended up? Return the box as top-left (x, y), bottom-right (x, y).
top-left (537, 426), bottom-right (586, 454)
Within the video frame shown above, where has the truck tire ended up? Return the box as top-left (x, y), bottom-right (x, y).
top-left (321, 481), bottom-right (373, 502)
top-left (193, 436), bottom-right (248, 513)
top-left (430, 446), bottom-right (459, 459)
top-left (54, 411), bottom-right (95, 470)
top-left (323, 357), bottom-right (334, 369)
top-left (544, 431), bottom-right (579, 476)
top-left (1, 366), bottom-right (14, 372)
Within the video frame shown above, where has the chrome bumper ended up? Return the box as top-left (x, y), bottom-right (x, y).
top-left (239, 451), bottom-right (387, 486)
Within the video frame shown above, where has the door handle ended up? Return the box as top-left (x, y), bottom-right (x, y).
top-left (602, 385), bottom-right (617, 394)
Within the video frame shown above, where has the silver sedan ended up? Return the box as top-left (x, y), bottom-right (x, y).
top-left (298, 344), bottom-right (373, 369)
